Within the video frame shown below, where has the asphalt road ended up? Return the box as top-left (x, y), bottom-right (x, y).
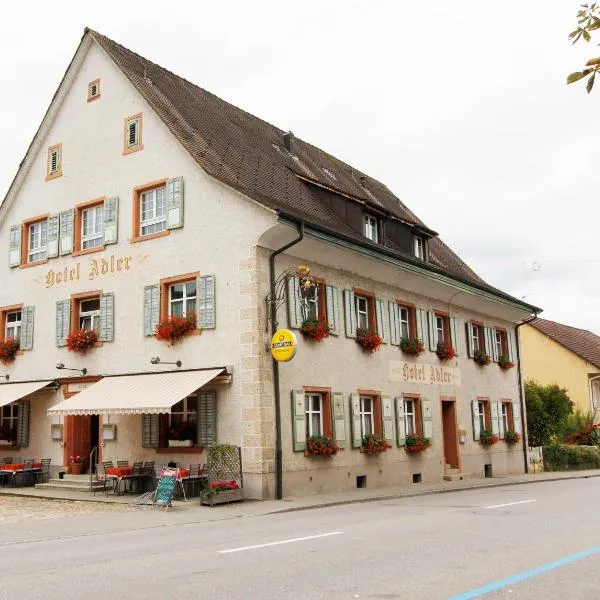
top-left (1, 478), bottom-right (599, 599)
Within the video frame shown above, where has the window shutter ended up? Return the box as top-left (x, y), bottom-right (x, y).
top-left (484, 326), bottom-right (494, 357)
top-left (166, 176), bottom-right (184, 229)
top-left (450, 317), bottom-right (459, 355)
top-left (197, 274), bottom-right (216, 329)
top-left (198, 390), bottom-right (217, 446)
top-left (416, 308), bottom-right (428, 345)
top-left (286, 276), bottom-right (302, 329)
top-left (507, 331), bottom-right (515, 363)
top-left (326, 285), bottom-right (340, 335)
top-left (141, 414), bottom-right (159, 448)
top-left (395, 396), bottom-right (406, 446)
top-left (47, 215), bottom-right (60, 258)
top-left (466, 322), bottom-right (474, 357)
top-left (143, 285), bottom-right (160, 336)
top-left (381, 396), bottom-right (395, 442)
top-left (375, 298), bottom-right (388, 343)
top-left (428, 311), bottom-right (437, 351)
top-left (8, 224), bottom-right (21, 268)
top-left (491, 401), bottom-right (500, 436)
top-left (350, 393), bottom-right (362, 447)
top-left (17, 400), bottom-right (30, 448)
top-left (498, 403), bottom-right (506, 439)
top-left (389, 302), bottom-right (400, 346)
top-left (59, 209), bottom-right (74, 255)
top-left (513, 402), bottom-right (521, 435)
top-left (422, 398), bottom-right (433, 439)
top-left (20, 306), bottom-right (35, 351)
top-left (491, 328), bottom-right (499, 362)
top-left (331, 392), bottom-right (346, 448)
top-left (291, 390), bottom-right (306, 452)
top-left (343, 290), bottom-right (357, 338)
top-left (98, 293), bottom-right (114, 342)
top-left (103, 197), bottom-right (119, 245)
top-left (55, 299), bottom-right (71, 347)
top-left (472, 399), bottom-right (481, 441)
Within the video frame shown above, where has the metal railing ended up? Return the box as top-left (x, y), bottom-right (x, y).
top-left (89, 446), bottom-right (97, 490)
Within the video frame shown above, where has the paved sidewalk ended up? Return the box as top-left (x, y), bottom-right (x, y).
top-left (0, 469), bottom-right (598, 522)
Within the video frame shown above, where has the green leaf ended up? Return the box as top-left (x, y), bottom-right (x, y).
top-left (567, 71), bottom-right (587, 84)
top-left (584, 29), bottom-right (592, 41)
top-left (587, 73), bottom-right (596, 93)
top-left (586, 57), bottom-right (600, 65)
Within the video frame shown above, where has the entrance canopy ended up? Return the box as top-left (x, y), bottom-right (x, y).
top-left (47, 369), bottom-right (225, 416)
top-left (0, 381), bottom-right (53, 409)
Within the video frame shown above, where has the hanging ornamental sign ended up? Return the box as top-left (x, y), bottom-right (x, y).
top-left (271, 329), bottom-right (298, 362)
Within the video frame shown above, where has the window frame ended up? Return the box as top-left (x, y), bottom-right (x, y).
top-left (495, 328), bottom-right (509, 358)
top-left (87, 79), bottom-right (101, 102)
top-left (123, 113), bottom-right (143, 155)
top-left (303, 275), bottom-right (326, 322)
top-left (0, 304), bottom-right (24, 346)
top-left (70, 291), bottom-right (103, 345)
top-left (46, 143), bottom-right (62, 181)
top-left (396, 300), bottom-right (417, 340)
top-left (20, 214), bottom-right (50, 267)
top-left (159, 393), bottom-right (200, 449)
top-left (131, 178), bottom-right (170, 243)
top-left (4, 310), bottom-right (22, 341)
top-left (363, 214), bottom-right (378, 243)
top-left (78, 297), bottom-right (101, 332)
top-left (471, 321), bottom-right (485, 353)
top-left (353, 288), bottom-right (377, 333)
top-left (159, 273), bottom-right (201, 334)
top-left (435, 311), bottom-right (451, 345)
top-left (501, 400), bottom-right (514, 434)
top-left (477, 398), bottom-right (491, 432)
top-left (303, 386), bottom-right (333, 438)
top-left (74, 197), bottom-right (105, 256)
top-left (168, 280), bottom-right (197, 319)
top-left (0, 403), bottom-right (19, 445)
top-left (358, 389), bottom-right (383, 437)
top-left (403, 394), bottom-right (423, 437)
top-left (359, 396), bottom-right (374, 437)
top-left (413, 235), bottom-right (424, 259)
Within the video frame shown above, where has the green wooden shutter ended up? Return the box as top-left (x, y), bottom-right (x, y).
top-left (498, 402), bottom-right (506, 439)
top-left (350, 393), bottom-right (362, 448)
top-left (291, 390), bottom-right (306, 452)
top-left (197, 274), bottom-right (216, 329)
top-left (8, 224), bottom-right (21, 268)
top-left (491, 328), bottom-right (500, 362)
top-left (428, 311), bottom-right (437, 350)
top-left (513, 402), bottom-right (522, 435)
top-left (375, 298), bottom-right (388, 343)
top-left (55, 299), bottom-right (71, 347)
top-left (343, 290), bottom-right (356, 338)
top-left (484, 326), bottom-right (494, 358)
top-left (143, 285), bottom-right (159, 336)
top-left (198, 390), bottom-right (217, 446)
top-left (507, 331), bottom-right (515, 363)
top-left (466, 322), bottom-right (474, 357)
top-left (141, 414), bottom-right (159, 448)
top-left (166, 176), bottom-right (184, 229)
top-left (59, 209), bottom-right (74, 255)
top-left (47, 215), bottom-right (59, 258)
top-left (287, 277), bottom-right (302, 329)
top-left (395, 396), bottom-right (406, 446)
top-left (20, 306), bottom-right (35, 350)
top-left (332, 392), bottom-right (346, 448)
top-left (389, 302), bottom-right (400, 346)
top-left (421, 398), bottom-right (433, 439)
top-left (450, 317), bottom-right (459, 355)
top-left (103, 197), bottom-right (119, 245)
top-left (416, 308), bottom-right (428, 345)
top-left (472, 399), bottom-right (481, 441)
top-left (491, 401), bottom-right (500, 437)
top-left (381, 395), bottom-right (394, 442)
top-left (99, 293), bottom-right (114, 342)
top-left (17, 400), bottom-right (30, 448)
top-left (326, 285), bottom-right (340, 335)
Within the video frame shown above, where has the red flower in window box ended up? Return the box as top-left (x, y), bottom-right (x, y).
top-left (356, 328), bottom-right (383, 353)
top-left (66, 329), bottom-right (99, 354)
top-left (405, 433), bottom-right (432, 454)
top-left (479, 429), bottom-right (499, 446)
top-left (361, 433), bottom-right (392, 454)
top-left (0, 338), bottom-right (20, 365)
top-left (300, 318), bottom-right (331, 342)
top-left (306, 434), bottom-right (341, 457)
top-left (498, 355), bottom-right (515, 371)
top-left (400, 336), bottom-right (425, 356)
top-left (155, 314), bottom-right (197, 345)
top-left (436, 342), bottom-right (456, 362)
top-left (210, 480), bottom-right (239, 491)
top-left (504, 430), bottom-right (521, 445)
top-left (473, 349), bottom-right (491, 366)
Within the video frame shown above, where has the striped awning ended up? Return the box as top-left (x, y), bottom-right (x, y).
top-left (0, 381), bottom-right (53, 409)
top-left (47, 369), bottom-right (225, 416)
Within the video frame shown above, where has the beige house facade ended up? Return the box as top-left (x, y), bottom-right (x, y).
top-left (0, 30), bottom-right (538, 500)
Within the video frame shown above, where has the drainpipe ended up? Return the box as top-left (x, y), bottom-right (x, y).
top-left (269, 221), bottom-right (305, 500)
top-left (514, 312), bottom-right (540, 473)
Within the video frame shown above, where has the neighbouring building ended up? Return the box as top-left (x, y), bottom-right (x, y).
top-left (521, 318), bottom-right (600, 417)
top-left (0, 29), bottom-right (539, 499)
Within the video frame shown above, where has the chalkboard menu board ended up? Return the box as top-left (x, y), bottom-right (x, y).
top-left (154, 470), bottom-right (177, 508)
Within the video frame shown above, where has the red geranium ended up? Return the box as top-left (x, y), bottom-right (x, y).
top-left (356, 328), bottom-right (383, 353)
top-left (210, 480), bottom-right (239, 491)
top-left (306, 434), bottom-right (341, 457)
top-left (362, 434), bottom-right (392, 454)
top-left (300, 318), bottom-right (331, 342)
top-left (498, 355), bottom-right (515, 371)
top-left (0, 338), bottom-right (20, 365)
top-left (155, 314), bottom-right (197, 345)
top-left (66, 329), bottom-right (99, 353)
top-left (400, 336), bottom-right (425, 356)
top-left (436, 342), bottom-right (456, 362)
top-left (405, 433), bottom-right (432, 454)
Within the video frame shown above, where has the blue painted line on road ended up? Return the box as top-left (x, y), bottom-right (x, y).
top-left (447, 546), bottom-right (600, 599)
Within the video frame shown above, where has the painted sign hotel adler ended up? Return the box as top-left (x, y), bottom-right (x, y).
top-left (43, 253), bottom-right (134, 288)
top-left (389, 360), bottom-right (462, 387)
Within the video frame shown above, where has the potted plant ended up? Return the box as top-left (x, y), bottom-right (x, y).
top-left (356, 328), bottom-right (383, 353)
top-left (405, 433), bottom-right (432, 454)
top-left (0, 338), bottom-right (20, 365)
top-left (361, 433), bottom-right (392, 455)
top-left (504, 430), bottom-right (521, 445)
top-left (436, 342), bottom-right (456, 362)
top-left (473, 349), bottom-right (491, 366)
top-left (479, 429), bottom-right (499, 446)
top-left (300, 317), bottom-right (331, 342)
top-left (306, 434), bottom-right (341, 457)
top-left (498, 355), bottom-right (515, 371)
top-left (400, 336), bottom-right (425, 356)
top-left (155, 314), bottom-right (197, 345)
top-left (66, 329), bottom-right (98, 353)
top-left (69, 455), bottom-right (86, 475)
top-left (201, 444), bottom-right (244, 506)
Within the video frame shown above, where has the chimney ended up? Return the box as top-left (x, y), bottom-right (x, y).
top-left (283, 131), bottom-right (294, 153)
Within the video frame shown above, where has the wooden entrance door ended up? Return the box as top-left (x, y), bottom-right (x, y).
top-left (441, 400), bottom-right (460, 470)
top-left (64, 416), bottom-right (94, 471)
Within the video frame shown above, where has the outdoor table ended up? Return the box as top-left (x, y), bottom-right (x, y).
top-left (0, 462), bottom-right (42, 487)
top-left (106, 467), bottom-right (133, 495)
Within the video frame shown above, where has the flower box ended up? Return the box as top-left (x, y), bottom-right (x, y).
top-left (473, 349), bottom-right (491, 367)
top-left (0, 338), bottom-right (20, 365)
top-left (479, 429), bottom-right (499, 446)
top-left (498, 355), bottom-right (515, 371)
top-left (168, 440), bottom-right (193, 447)
top-left (66, 329), bottom-right (99, 354)
top-left (400, 336), bottom-right (425, 356)
top-left (300, 318), bottom-right (331, 342)
top-left (0, 440), bottom-right (12, 446)
top-left (436, 342), bottom-right (456, 362)
top-left (356, 329), bottom-right (383, 353)
top-left (201, 488), bottom-right (244, 506)
top-left (361, 433), bottom-right (392, 455)
top-left (156, 314), bottom-right (197, 345)
top-left (306, 434), bottom-right (341, 457)
top-left (405, 433), bottom-right (432, 454)
top-left (504, 431), bottom-right (521, 445)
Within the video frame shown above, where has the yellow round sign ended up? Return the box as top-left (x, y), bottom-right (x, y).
top-left (271, 329), bottom-right (297, 362)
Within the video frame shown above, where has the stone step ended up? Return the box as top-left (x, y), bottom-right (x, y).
top-left (47, 478), bottom-right (95, 488)
top-left (443, 472), bottom-right (471, 482)
top-left (35, 482), bottom-right (98, 492)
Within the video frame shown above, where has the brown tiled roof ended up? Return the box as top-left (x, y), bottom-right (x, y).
top-left (86, 29), bottom-right (534, 308)
top-left (530, 318), bottom-right (600, 369)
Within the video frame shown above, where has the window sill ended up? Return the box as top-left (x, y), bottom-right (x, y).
top-left (19, 258), bottom-right (49, 269)
top-left (122, 144), bottom-right (144, 156)
top-left (45, 171), bottom-right (63, 182)
top-left (130, 230), bottom-right (170, 244)
top-left (87, 94), bottom-right (101, 103)
top-left (72, 245), bottom-right (106, 257)
top-left (155, 447), bottom-right (203, 454)
top-left (0, 446), bottom-right (21, 451)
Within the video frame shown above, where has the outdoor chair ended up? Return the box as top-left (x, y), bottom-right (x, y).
top-left (34, 458), bottom-right (51, 484)
top-left (93, 462), bottom-right (116, 496)
top-left (122, 461), bottom-right (143, 494)
top-left (1, 457), bottom-right (13, 464)
top-left (117, 460), bottom-right (129, 468)
top-left (15, 458), bottom-right (34, 487)
top-left (182, 464), bottom-right (202, 498)
top-left (141, 461), bottom-right (155, 492)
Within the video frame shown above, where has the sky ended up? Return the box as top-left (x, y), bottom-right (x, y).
top-left (0, 1), bottom-right (597, 331)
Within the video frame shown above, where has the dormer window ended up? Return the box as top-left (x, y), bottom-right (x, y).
top-left (414, 235), bottom-right (424, 259)
top-left (87, 79), bottom-right (101, 102)
top-left (363, 215), bottom-right (378, 243)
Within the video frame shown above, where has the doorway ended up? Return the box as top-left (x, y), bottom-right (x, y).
top-left (64, 415), bottom-right (100, 472)
top-left (90, 415), bottom-right (99, 473)
top-left (441, 400), bottom-right (460, 470)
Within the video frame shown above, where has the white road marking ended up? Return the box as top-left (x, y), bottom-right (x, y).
top-left (218, 531), bottom-right (344, 554)
top-left (484, 499), bottom-right (536, 509)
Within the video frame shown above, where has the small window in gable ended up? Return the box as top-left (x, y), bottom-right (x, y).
top-left (87, 79), bottom-right (101, 102)
top-left (363, 214), bottom-right (378, 243)
top-left (123, 113), bottom-right (143, 154)
top-left (46, 144), bottom-right (62, 180)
